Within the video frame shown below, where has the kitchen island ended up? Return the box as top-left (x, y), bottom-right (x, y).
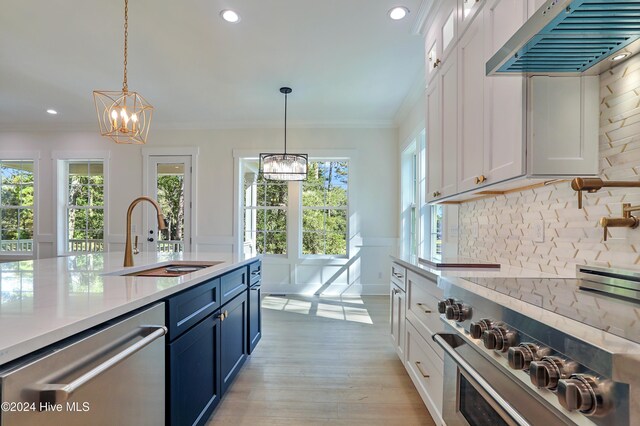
top-left (0, 251), bottom-right (258, 365)
top-left (0, 251), bottom-right (261, 426)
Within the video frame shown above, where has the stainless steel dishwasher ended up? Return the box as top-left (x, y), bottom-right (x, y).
top-left (0, 303), bottom-right (167, 426)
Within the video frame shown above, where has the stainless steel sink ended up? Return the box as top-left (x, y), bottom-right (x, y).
top-left (105, 261), bottom-right (223, 277)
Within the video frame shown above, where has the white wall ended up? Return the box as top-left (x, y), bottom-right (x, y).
top-left (0, 127), bottom-right (398, 294)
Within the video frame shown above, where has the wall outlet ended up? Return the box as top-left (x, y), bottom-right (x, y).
top-left (532, 220), bottom-right (544, 243)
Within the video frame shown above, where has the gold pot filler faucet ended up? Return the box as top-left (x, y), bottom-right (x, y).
top-left (124, 196), bottom-right (167, 267)
top-left (571, 177), bottom-right (640, 241)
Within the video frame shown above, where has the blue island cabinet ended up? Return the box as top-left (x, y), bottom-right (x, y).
top-left (166, 263), bottom-right (257, 426)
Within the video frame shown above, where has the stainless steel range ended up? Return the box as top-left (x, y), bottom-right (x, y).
top-left (434, 267), bottom-right (640, 426)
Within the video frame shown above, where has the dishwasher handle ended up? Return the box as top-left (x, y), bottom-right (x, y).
top-left (34, 325), bottom-right (167, 405)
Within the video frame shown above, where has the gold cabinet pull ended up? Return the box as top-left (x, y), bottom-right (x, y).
top-left (416, 303), bottom-right (432, 314)
top-left (433, 191), bottom-right (441, 198)
top-left (415, 361), bottom-right (430, 378)
top-left (474, 175), bottom-right (487, 185)
top-left (219, 313), bottom-right (225, 321)
top-left (433, 59), bottom-right (442, 69)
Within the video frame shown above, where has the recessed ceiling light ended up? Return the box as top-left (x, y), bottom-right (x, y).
top-left (220, 9), bottom-right (240, 23)
top-left (46, 109), bottom-right (58, 115)
top-left (389, 6), bottom-right (409, 20)
top-left (611, 53), bottom-right (629, 62)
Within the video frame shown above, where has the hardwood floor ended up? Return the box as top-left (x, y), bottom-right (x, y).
top-left (207, 295), bottom-right (435, 426)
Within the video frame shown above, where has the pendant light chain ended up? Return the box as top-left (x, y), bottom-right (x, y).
top-left (122, 0), bottom-right (129, 92)
top-left (283, 91), bottom-right (288, 154)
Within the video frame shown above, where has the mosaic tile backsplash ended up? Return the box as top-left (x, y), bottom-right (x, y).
top-left (458, 56), bottom-right (640, 277)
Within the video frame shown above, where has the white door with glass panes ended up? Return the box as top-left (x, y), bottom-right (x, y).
top-left (146, 156), bottom-right (192, 253)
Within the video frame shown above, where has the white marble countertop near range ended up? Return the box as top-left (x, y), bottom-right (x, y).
top-left (391, 254), bottom-right (565, 282)
top-left (0, 251), bottom-right (260, 366)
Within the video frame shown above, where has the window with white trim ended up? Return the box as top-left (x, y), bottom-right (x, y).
top-left (243, 171), bottom-right (288, 255)
top-left (65, 161), bottom-right (104, 253)
top-left (302, 161), bottom-right (348, 256)
top-left (240, 158), bottom-right (349, 258)
top-left (0, 160), bottom-right (34, 254)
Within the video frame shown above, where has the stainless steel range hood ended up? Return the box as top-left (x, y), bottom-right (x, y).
top-left (487, 0), bottom-right (640, 76)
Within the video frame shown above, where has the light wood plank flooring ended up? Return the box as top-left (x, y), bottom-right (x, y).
top-left (207, 295), bottom-right (435, 426)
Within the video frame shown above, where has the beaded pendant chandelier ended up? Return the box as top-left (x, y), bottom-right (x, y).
top-left (259, 87), bottom-right (308, 181)
top-left (93, 0), bottom-right (153, 144)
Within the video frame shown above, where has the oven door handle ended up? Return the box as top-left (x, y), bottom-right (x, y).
top-left (433, 333), bottom-right (531, 426)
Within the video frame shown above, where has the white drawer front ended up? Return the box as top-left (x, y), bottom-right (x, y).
top-left (405, 321), bottom-right (444, 421)
top-left (407, 273), bottom-right (445, 360)
top-left (390, 262), bottom-right (407, 291)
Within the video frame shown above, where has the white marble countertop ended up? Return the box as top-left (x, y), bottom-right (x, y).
top-left (391, 254), bottom-right (564, 282)
top-left (0, 251), bottom-right (260, 366)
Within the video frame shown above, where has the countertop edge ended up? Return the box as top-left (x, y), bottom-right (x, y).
top-left (0, 255), bottom-right (260, 366)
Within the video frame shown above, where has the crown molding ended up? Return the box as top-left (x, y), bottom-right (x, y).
top-left (411, 0), bottom-right (436, 36)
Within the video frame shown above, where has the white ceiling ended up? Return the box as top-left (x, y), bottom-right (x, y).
top-left (0, 0), bottom-right (426, 130)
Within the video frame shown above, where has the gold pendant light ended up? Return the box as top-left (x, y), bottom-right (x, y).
top-left (93, 0), bottom-right (153, 144)
top-left (259, 87), bottom-right (308, 181)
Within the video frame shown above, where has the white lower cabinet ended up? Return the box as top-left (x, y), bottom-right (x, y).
top-left (391, 269), bottom-right (445, 425)
top-left (406, 320), bottom-right (444, 425)
top-left (390, 263), bottom-right (407, 363)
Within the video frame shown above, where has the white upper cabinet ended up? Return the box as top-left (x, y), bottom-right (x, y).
top-left (424, 0), bottom-right (599, 203)
top-left (528, 76), bottom-right (600, 177)
top-left (425, 0), bottom-right (457, 85)
top-left (426, 81), bottom-right (442, 200)
top-left (426, 55), bottom-right (458, 202)
top-left (459, 0), bottom-right (485, 36)
top-left (528, 0), bottom-right (547, 18)
top-left (458, 16), bottom-right (486, 192)
top-left (481, 0), bottom-right (528, 188)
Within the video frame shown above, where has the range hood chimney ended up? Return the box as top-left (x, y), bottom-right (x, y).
top-left (487, 0), bottom-right (640, 76)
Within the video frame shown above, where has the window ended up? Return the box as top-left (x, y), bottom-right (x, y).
top-left (239, 157), bottom-right (349, 258)
top-left (243, 172), bottom-right (288, 255)
top-left (431, 204), bottom-right (443, 258)
top-left (0, 160), bottom-right (34, 253)
top-left (302, 161), bottom-right (348, 256)
top-left (65, 161), bottom-right (104, 253)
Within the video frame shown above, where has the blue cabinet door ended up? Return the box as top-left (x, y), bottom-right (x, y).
top-left (220, 291), bottom-right (247, 395)
top-left (247, 283), bottom-right (262, 354)
top-left (168, 313), bottom-right (221, 426)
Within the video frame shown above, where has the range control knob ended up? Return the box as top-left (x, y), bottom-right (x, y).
top-left (508, 343), bottom-right (552, 371)
top-left (529, 356), bottom-right (578, 390)
top-left (469, 319), bottom-right (492, 339)
top-left (437, 298), bottom-right (456, 314)
top-left (482, 326), bottom-right (517, 352)
top-left (445, 303), bottom-right (472, 322)
top-left (557, 375), bottom-right (609, 416)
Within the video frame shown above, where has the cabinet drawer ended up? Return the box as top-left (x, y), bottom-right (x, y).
top-left (407, 272), bottom-right (444, 360)
top-left (167, 278), bottom-right (220, 341)
top-left (390, 262), bottom-right (407, 291)
top-left (405, 321), bottom-right (444, 421)
top-left (248, 260), bottom-right (261, 286)
top-left (221, 268), bottom-right (247, 305)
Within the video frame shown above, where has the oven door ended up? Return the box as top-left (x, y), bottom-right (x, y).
top-left (434, 333), bottom-right (572, 426)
